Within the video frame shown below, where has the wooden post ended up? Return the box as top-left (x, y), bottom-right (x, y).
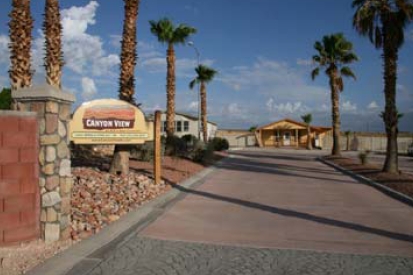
top-left (295, 129), bottom-right (299, 148)
top-left (154, 111), bottom-right (161, 184)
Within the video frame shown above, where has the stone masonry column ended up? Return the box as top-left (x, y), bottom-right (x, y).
top-left (12, 84), bottom-right (75, 242)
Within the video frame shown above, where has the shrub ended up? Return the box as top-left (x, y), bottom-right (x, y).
top-left (164, 135), bottom-right (187, 156)
top-left (131, 141), bottom-right (165, 162)
top-left (0, 88), bottom-right (12, 110)
top-left (209, 137), bottom-right (229, 151)
top-left (181, 134), bottom-right (198, 144)
top-left (192, 141), bottom-right (215, 165)
top-left (358, 151), bottom-right (370, 165)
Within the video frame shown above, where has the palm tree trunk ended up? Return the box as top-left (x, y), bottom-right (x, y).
top-left (9, 0), bottom-right (34, 91)
top-left (166, 43), bottom-right (176, 138)
top-left (111, 0), bottom-right (140, 175)
top-left (346, 135), bottom-right (350, 151)
top-left (43, 0), bottom-right (64, 89)
top-left (382, 34), bottom-right (399, 174)
top-left (200, 81), bottom-right (207, 142)
top-left (306, 126), bottom-right (312, 150)
top-left (119, 0), bottom-right (139, 103)
top-left (329, 70), bottom-right (341, 156)
top-left (109, 145), bottom-right (130, 175)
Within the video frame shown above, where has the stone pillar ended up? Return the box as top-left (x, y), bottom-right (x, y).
top-left (12, 84), bottom-right (75, 243)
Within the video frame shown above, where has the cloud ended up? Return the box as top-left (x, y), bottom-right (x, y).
top-left (60, 1), bottom-right (120, 76)
top-left (81, 77), bottom-right (97, 100)
top-left (188, 101), bottom-right (199, 111)
top-left (140, 55), bottom-right (214, 77)
top-left (61, 1), bottom-right (99, 38)
top-left (184, 4), bottom-right (199, 15)
top-left (296, 58), bottom-right (312, 66)
top-left (341, 100), bottom-right (357, 112)
top-left (367, 101), bottom-right (379, 109)
top-left (266, 98), bottom-right (274, 112)
top-left (0, 35), bottom-right (9, 65)
top-left (109, 35), bottom-right (122, 48)
top-left (219, 57), bottom-right (329, 104)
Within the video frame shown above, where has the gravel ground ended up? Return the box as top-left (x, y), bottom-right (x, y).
top-left (324, 156), bottom-right (413, 198)
top-left (0, 155), bottom-right (213, 275)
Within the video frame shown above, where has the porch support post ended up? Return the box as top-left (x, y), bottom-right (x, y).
top-left (277, 129), bottom-right (280, 147)
top-left (295, 129), bottom-right (299, 148)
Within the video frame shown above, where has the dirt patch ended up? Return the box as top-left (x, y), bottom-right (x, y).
top-left (0, 239), bottom-right (75, 275)
top-left (324, 156), bottom-right (413, 198)
top-left (1, 153), bottom-right (225, 275)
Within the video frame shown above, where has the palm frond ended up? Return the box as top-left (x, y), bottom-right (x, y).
top-left (311, 67), bottom-right (320, 80)
top-left (301, 113), bottom-right (312, 124)
top-left (341, 66), bottom-right (357, 80)
top-left (189, 79), bottom-right (198, 90)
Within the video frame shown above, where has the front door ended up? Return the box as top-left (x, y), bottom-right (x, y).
top-left (284, 132), bottom-right (291, 146)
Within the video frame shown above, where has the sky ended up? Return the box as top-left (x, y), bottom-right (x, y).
top-left (0, 0), bottom-right (412, 132)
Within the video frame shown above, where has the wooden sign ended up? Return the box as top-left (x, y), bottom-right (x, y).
top-left (69, 99), bottom-right (153, 144)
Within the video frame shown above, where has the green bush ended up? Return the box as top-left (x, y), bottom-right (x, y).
top-left (131, 141), bottom-right (165, 162)
top-left (0, 88), bottom-right (12, 110)
top-left (181, 134), bottom-right (198, 144)
top-left (358, 151), bottom-right (370, 165)
top-left (164, 135), bottom-right (187, 156)
top-left (209, 137), bottom-right (229, 151)
top-left (192, 141), bottom-right (214, 165)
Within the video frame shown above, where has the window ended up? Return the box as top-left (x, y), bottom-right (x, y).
top-left (184, 121), bottom-right (189, 132)
top-left (177, 121), bottom-right (182, 132)
top-left (162, 121), bottom-right (167, 132)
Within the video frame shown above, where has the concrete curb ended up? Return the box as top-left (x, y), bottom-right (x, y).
top-left (318, 157), bottom-right (413, 208)
top-left (27, 159), bottom-right (225, 275)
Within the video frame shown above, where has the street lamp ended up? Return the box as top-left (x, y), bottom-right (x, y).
top-left (187, 41), bottom-right (202, 141)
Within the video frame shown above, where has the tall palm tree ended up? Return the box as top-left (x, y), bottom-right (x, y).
top-left (301, 113), bottom-right (313, 150)
top-left (119, 0), bottom-right (140, 103)
top-left (311, 33), bottom-right (358, 156)
top-left (9, 0), bottom-right (34, 91)
top-left (149, 18), bottom-right (196, 137)
top-left (189, 64), bottom-right (218, 142)
top-left (110, 0), bottom-right (140, 175)
top-left (352, 0), bottom-right (413, 174)
top-left (43, 0), bottom-right (64, 89)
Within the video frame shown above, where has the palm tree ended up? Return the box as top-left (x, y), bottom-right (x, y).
top-left (311, 33), bottom-right (358, 156)
top-left (149, 18), bottom-right (196, 138)
top-left (110, 0), bottom-right (140, 175)
top-left (43, 0), bottom-right (64, 89)
top-left (9, 0), bottom-right (34, 91)
top-left (352, 0), bottom-right (413, 174)
top-left (189, 64), bottom-right (218, 142)
top-left (301, 113), bottom-right (313, 150)
top-left (119, 0), bottom-right (140, 103)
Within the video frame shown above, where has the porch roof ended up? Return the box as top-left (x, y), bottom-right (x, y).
top-left (257, 118), bottom-right (331, 132)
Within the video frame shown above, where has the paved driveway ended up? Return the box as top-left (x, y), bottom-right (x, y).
top-left (84, 149), bottom-right (413, 275)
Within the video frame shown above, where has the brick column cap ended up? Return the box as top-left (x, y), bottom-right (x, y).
top-left (0, 111), bottom-right (37, 117)
top-left (12, 84), bottom-right (76, 103)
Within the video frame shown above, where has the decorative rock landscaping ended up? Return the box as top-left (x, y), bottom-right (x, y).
top-left (70, 167), bottom-right (168, 240)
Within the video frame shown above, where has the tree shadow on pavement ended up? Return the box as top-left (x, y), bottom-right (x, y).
top-left (171, 183), bottom-right (413, 244)
top-left (217, 158), bottom-right (357, 184)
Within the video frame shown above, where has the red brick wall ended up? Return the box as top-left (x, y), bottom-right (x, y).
top-left (0, 113), bottom-right (40, 245)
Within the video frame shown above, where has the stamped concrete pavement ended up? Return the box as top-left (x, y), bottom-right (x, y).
top-left (80, 149), bottom-right (413, 274)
